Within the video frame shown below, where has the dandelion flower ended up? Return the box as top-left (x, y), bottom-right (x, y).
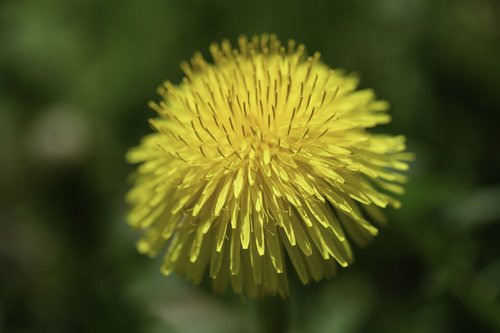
top-left (126, 34), bottom-right (412, 297)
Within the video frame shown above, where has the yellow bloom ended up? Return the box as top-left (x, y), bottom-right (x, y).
top-left (126, 34), bottom-right (412, 297)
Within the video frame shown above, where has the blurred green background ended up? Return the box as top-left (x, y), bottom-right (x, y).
top-left (1, 0), bottom-right (500, 332)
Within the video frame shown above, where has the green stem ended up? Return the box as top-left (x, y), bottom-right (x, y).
top-left (258, 297), bottom-right (288, 333)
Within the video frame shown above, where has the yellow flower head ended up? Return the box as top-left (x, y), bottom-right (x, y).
top-left (126, 34), bottom-right (412, 297)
